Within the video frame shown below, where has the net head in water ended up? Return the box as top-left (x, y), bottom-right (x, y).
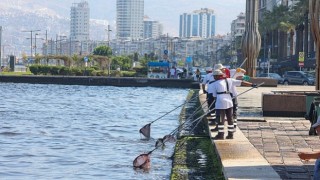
top-left (139, 123), bottom-right (151, 139)
top-left (163, 134), bottom-right (176, 143)
top-left (133, 153), bottom-right (151, 169)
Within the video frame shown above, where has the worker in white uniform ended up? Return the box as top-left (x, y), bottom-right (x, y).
top-left (211, 69), bottom-right (256, 139)
top-left (229, 67), bottom-right (246, 131)
top-left (213, 66), bottom-right (254, 132)
top-left (211, 69), bottom-right (235, 140)
top-left (201, 67), bottom-right (215, 118)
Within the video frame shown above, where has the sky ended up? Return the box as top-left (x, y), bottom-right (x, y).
top-left (1, 0), bottom-right (246, 36)
top-left (83, 0), bottom-right (246, 37)
top-left (143, 0), bottom-right (246, 36)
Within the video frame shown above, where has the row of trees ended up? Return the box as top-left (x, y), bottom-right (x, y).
top-left (219, 0), bottom-right (311, 72)
top-left (26, 45), bottom-right (171, 77)
top-left (259, 0), bottom-right (310, 62)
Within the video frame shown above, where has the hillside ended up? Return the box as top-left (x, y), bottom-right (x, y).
top-left (0, 0), bottom-right (113, 57)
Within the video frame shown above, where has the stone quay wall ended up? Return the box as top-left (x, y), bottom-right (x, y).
top-left (0, 75), bottom-right (200, 89)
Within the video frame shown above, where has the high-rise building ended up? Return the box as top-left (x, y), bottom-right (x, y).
top-left (70, 1), bottom-right (90, 42)
top-left (179, 8), bottom-right (216, 38)
top-left (143, 16), bottom-right (162, 39)
top-left (116, 0), bottom-right (144, 40)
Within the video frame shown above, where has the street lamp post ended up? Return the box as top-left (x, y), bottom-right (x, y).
top-left (105, 25), bottom-right (112, 47)
top-left (26, 35), bottom-right (44, 56)
top-left (35, 33), bottom-right (39, 55)
top-left (55, 35), bottom-right (67, 55)
top-left (268, 47), bottom-right (271, 76)
top-left (22, 30), bottom-right (41, 57)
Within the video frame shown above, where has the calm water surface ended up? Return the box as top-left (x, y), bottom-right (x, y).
top-left (0, 83), bottom-right (189, 180)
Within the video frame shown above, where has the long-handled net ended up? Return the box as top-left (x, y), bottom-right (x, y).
top-left (139, 92), bottom-right (205, 139)
top-left (134, 83), bottom-right (264, 169)
top-left (133, 100), bottom-right (213, 169)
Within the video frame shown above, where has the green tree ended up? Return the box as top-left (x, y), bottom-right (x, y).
top-left (34, 54), bottom-right (41, 64)
top-left (133, 52), bottom-right (139, 61)
top-left (139, 55), bottom-right (152, 67)
top-left (111, 56), bottom-right (132, 70)
top-left (93, 45), bottom-right (112, 71)
top-left (93, 45), bottom-right (112, 57)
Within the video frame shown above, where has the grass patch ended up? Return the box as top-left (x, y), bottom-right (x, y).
top-left (171, 89), bottom-right (224, 180)
top-left (1, 71), bottom-right (33, 76)
top-left (171, 136), bottom-right (224, 180)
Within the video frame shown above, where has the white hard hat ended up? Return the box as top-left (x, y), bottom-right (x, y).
top-left (214, 63), bottom-right (225, 70)
top-left (212, 69), bottom-right (224, 76)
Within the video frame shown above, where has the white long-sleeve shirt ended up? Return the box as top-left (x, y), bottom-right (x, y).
top-left (201, 72), bottom-right (215, 93)
top-left (212, 78), bottom-right (240, 109)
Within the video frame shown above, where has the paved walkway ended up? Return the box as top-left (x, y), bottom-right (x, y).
top-left (201, 85), bottom-right (318, 179)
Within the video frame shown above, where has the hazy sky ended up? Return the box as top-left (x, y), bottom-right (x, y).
top-left (1, 0), bottom-right (246, 36)
top-left (143, 0), bottom-right (246, 36)
top-left (87, 0), bottom-right (246, 36)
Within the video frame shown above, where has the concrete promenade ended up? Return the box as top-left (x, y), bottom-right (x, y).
top-left (200, 85), bottom-right (318, 179)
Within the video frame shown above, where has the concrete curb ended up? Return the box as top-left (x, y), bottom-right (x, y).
top-left (200, 93), bottom-right (281, 180)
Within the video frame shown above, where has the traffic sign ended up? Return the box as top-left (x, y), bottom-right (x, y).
top-left (186, 56), bottom-right (192, 63)
top-left (164, 50), bottom-right (168, 55)
top-left (299, 62), bottom-right (304, 67)
top-left (84, 56), bottom-right (88, 62)
top-left (298, 52), bottom-right (304, 62)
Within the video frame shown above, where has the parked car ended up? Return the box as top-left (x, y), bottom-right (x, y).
top-left (283, 71), bottom-right (315, 85)
top-left (258, 73), bottom-right (284, 84)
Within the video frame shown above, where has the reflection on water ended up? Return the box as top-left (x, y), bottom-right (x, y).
top-left (0, 83), bottom-right (188, 180)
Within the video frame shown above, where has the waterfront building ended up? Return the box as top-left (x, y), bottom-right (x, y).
top-left (70, 1), bottom-right (90, 55)
top-left (70, 1), bottom-right (90, 42)
top-left (179, 8), bottom-right (216, 38)
top-left (231, 12), bottom-right (245, 40)
top-left (116, 0), bottom-right (144, 40)
top-left (143, 16), bottom-right (162, 39)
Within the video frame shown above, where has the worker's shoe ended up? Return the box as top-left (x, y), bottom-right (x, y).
top-left (208, 120), bottom-right (217, 126)
top-left (226, 133), bottom-right (234, 139)
top-left (210, 125), bottom-right (218, 131)
top-left (212, 133), bottom-right (224, 140)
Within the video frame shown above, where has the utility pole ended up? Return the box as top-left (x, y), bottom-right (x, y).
top-left (106, 25), bottom-right (112, 47)
top-left (45, 30), bottom-right (48, 58)
top-left (22, 30), bottom-right (41, 57)
top-left (34, 33), bottom-right (39, 55)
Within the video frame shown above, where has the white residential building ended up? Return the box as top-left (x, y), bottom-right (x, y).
top-left (116, 0), bottom-right (144, 40)
top-left (231, 12), bottom-right (245, 39)
top-left (70, 1), bottom-right (90, 42)
top-left (179, 8), bottom-right (216, 38)
top-left (70, 1), bottom-right (90, 55)
top-left (143, 16), bottom-right (162, 39)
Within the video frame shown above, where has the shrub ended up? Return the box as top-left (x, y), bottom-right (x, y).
top-left (95, 70), bottom-right (108, 76)
top-left (40, 65), bottom-right (51, 75)
top-left (50, 66), bottom-right (60, 75)
top-left (122, 71), bottom-right (136, 77)
top-left (59, 66), bottom-right (69, 75)
top-left (29, 65), bottom-right (40, 75)
top-left (86, 68), bottom-right (95, 76)
top-left (69, 67), bottom-right (83, 76)
top-left (110, 70), bottom-right (121, 77)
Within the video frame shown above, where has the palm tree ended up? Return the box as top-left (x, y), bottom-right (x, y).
top-left (259, 5), bottom-right (289, 61)
top-left (289, 0), bottom-right (309, 60)
top-left (279, 21), bottom-right (295, 57)
top-left (259, 1), bottom-right (309, 64)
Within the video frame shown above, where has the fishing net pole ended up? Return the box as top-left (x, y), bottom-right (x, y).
top-left (133, 99), bottom-right (211, 169)
top-left (139, 92), bottom-right (205, 139)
